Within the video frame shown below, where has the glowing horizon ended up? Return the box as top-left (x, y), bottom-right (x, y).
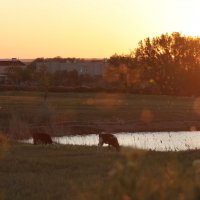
top-left (0, 0), bottom-right (199, 59)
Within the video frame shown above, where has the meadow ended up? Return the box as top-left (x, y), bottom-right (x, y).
top-left (0, 142), bottom-right (119, 200)
top-left (1, 91), bottom-right (200, 138)
top-left (1, 141), bottom-right (200, 200)
top-left (1, 92), bottom-right (200, 199)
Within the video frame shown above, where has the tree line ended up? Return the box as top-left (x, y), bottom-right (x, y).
top-left (5, 32), bottom-right (200, 96)
top-left (105, 32), bottom-right (200, 96)
top-left (6, 64), bottom-right (102, 88)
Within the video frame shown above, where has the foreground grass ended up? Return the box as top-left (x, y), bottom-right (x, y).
top-left (1, 143), bottom-right (200, 200)
top-left (0, 142), bottom-right (119, 200)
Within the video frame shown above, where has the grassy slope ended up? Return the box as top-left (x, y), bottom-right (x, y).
top-left (1, 143), bottom-right (200, 200)
top-left (0, 91), bottom-right (200, 127)
top-left (0, 143), bottom-right (119, 200)
top-left (1, 92), bottom-right (200, 199)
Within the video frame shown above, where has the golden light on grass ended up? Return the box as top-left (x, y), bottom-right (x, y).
top-left (121, 148), bottom-right (147, 161)
top-left (193, 97), bottom-right (200, 115)
top-left (140, 109), bottom-right (154, 124)
top-left (85, 93), bottom-right (125, 108)
top-left (122, 194), bottom-right (132, 200)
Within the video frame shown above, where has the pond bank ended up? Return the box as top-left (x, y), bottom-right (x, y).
top-left (43, 120), bottom-right (200, 136)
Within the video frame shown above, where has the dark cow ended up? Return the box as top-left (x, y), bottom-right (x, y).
top-left (32, 132), bottom-right (53, 145)
top-left (98, 132), bottom-right (120, 152)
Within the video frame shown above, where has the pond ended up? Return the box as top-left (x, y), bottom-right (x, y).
top-left (22, 131), bottom-right (200, 151)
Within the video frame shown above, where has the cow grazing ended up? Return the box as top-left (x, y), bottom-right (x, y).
top-left (98, 132), bottom-right (120, 152)
top-left (32, 132), bottom-right (53, 145)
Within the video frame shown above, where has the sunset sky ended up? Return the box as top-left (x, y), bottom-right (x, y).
top-left (1, 0), bottom-right (199, 59)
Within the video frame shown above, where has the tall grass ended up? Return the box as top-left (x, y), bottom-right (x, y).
top-left (84, 149), bottom-right (200, 200)
top-left (0, 143), bottom-right (119, 200)
top-left (1, 142), bottom-right (200, 199)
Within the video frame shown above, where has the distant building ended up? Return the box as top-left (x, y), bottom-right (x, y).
top-left (0, 58), bottom-right (26, 83)
top-left (34, 58), bottom-right (108, 76)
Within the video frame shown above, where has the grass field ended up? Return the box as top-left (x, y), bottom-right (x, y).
top-left (1, 91), bottom-right (200, 199)
top-left (0, 142), bottom-right (119, 200)
top-left (1, 91), bottom-right (200, 138)
top-left (1, 142), bottom-right (200, 200)
top-left (0, 91), bottom-right (198, 122)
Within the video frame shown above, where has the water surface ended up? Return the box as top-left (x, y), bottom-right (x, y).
top-left (23, 131), bottom-right (200, 151)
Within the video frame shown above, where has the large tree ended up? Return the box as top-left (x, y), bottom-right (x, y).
top-left (134, 32), bottom-right (200, 94)
top-left (107, 33), bottom-right (200, 95)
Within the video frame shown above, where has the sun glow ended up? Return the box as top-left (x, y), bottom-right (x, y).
top-left (0, 0), bottom-right (200, 58)
top-left (183, 19), bottom-right (200, 37)
top-left (178, 2), bottom-right (200, 37)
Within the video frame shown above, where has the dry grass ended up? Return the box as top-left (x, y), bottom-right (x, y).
top-left (0, 91), bottom-right (200, 138)
top-left (1, 143), bottom-right (200, 200)
top-left (1, 91), bottom-right (200, 199)
top-left (82, 148), bottom-right (200, 200)
top-left (0, 142), bottom-right (119, 200)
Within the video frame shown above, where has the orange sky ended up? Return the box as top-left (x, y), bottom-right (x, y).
top-left (0, 0), bottom-right (199, 58)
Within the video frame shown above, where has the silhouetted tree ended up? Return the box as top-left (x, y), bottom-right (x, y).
top-left (109, 54), bottom-right (135, 67)
top-left (107, 33), bottom-right (200, 95)
top-left (7, 66), bottom-right (24, 85)
top-left (133, 32), bottom-right (200, 95)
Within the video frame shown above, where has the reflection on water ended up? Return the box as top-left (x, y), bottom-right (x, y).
top-left (23, 131), bottom-right (200, 151)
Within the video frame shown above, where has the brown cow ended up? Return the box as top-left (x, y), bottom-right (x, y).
top-left (32, 132), bottom-right (53, 145)
top-left (98, 132), bottom-right (120, 152)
